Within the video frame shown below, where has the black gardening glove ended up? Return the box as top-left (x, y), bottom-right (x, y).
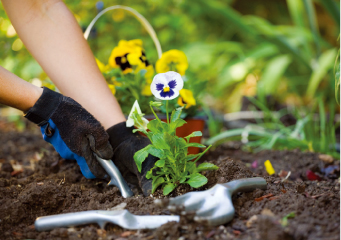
top-left (24, 87), bottom-right (113, 179)
top-left (106, 122), bottom-right (157, 196)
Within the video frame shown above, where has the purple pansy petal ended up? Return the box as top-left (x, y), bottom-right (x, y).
top-left (156, 83), bottom-right (164, 91)
top-left (160, 89), bottom-right (175, 98)
top-left (168, 80), bottom-right (177, 89)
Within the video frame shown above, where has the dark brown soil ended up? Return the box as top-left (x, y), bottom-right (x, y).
top-left (0, 118), bottom-right (339, 240)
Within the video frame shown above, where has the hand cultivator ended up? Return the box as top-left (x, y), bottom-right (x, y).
top-left (35, 177), bottom-right (266, 230)
top-left (94, 154), bottom-right (133, 198)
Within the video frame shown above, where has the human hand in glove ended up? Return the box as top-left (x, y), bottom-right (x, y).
top-left (107, 122), bottom-right (157, 196)
top-left (24, 87), bottom-right (113, 179)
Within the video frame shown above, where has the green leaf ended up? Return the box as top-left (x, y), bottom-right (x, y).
top-left (186, 162), bottom-right (197, 174)
top-left (147, 119), bottom-right (163, 133)
top-left (197, 163), bottom-right (219, 172)
top-left (185, 131), bottom-right (202, 141)
top-left (160, 121), bottom-right (169, 132)
top-left (258, 55), bottom-right (291, 98)
top-left (179, 177), bottom-right (187, 183)
top-left (186, 173), bottom-right (207, 188)
top-left (170, 106), bottom-right (184, 122)
top-left (206, 128), bottom-right (269, 145)
top-left (169, 119), bottom-right (187, 134)
top-left (306, 48), bottom-right (337, 97)
top-left (175, 137), bottom-right (188, 149)
top-left (148, 146), bottom-right (164, 158)
top-left (335, 50), bottom-right (340, 105)
top-left (134, 145), bottom-right (150, 172)
top-left (175, 151), bottom-right (187, 162)
top-left (152, 177), bottom-right (165, 194)
top-left (163, 183), bottom-right (176, 195)
top-left (186, 143), bottom-right (206, 148)
top-left (164, 132), bottom-right (176, 149)
top-left (155, 159), bottom-right (165, 167)
top-left (152, 133), bottom-right (170, 150)
top-left (146, 169), bottom-right (153, 179)
top-left (184, 154), bottom-right (201, 161)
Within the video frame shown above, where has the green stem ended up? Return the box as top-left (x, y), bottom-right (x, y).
top-left (166, 100), bottom-right (169, 124)
top-left (150, 102), bottom-right (162, 123)
top-left (194, 145), bottom-right (212, 163)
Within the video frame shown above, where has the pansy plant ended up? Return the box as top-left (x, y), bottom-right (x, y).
top-left (129, 71), bottom-right (218, 195)
top-left (98, 41), bottom-right (203, 117)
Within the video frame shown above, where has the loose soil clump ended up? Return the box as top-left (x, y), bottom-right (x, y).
top-left (0, 119), bottom-right (339, 240)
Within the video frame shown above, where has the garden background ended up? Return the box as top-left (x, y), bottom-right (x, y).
top-left (0, 1), bottom-right (340, 239)
top-left (0, 0), bottom-right (340, 156)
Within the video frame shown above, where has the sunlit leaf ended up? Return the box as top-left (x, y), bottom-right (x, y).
top-left (186, 173), bottom-right (207, 188)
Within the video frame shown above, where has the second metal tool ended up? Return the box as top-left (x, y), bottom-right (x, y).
top-left (155, 177), bottom-right (267, 226)
top-left (94, 154), bottom-right (133, 198)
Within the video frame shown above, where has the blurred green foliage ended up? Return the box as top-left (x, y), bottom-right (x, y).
top-left (0, 0), bottom-right (339, 113)
top-left (207, 97), bottom-right (340, 159)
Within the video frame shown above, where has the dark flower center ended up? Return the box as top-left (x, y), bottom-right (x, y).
top-left (115, 53), bottom-right (132, 71)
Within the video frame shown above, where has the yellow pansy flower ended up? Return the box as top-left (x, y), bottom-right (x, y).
top-left (156, 50), bottom-right (188, 76)
top-left (108, 39), bottom-right (145, 74)
top-left (108, 84), bottom-right (116, 95)
top-left (177, 89), bottom-right (196, 109)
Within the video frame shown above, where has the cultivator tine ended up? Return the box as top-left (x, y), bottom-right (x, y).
top-left (94, 154), bottom-right (133, 198)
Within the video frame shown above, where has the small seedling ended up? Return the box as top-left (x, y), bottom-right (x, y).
top-left (129, 71), bottom-right (218, 195)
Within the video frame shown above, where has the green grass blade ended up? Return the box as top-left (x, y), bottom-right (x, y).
top-left (287, 0), bottom-right (306, 28)
top-left (244, 16), bottom-right (312, 70)
top-left (286, 0), bottom-right (312, 57)
top-left (258, 54), bottom-right (292, 96)
top-left (306, 48), bottom-right (337, 97)
top-left (303, 0), bottom-right (321, 58)
top-left (318, 98), bottom-right (326, 152)
top-left (197, 0), bottom-right (256, 36)
top-left (205, 129), bottom-right (245, 145)
top-left (334, 50), bottom-right (340, 105)
top-left (328, 101), bottom-right (336, 155)
top-left (205, 128), bottom-right (272, 146)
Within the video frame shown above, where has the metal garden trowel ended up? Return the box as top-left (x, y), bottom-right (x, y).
top-left (155, 177), bottom-right (267, 226)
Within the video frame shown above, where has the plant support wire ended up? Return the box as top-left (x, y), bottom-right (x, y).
top-left (84, 5), bottom-right (162, 59)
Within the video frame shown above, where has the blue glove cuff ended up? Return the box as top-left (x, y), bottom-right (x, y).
top-left (40, 119), bottom-right (96, 179)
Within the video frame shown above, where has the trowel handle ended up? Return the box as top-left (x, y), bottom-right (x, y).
top-left (35, 209), bottom-right (180, 231)
top-left (222, 177), bottom-right (267, 195)
top-left (35, 211), bottom-right (111, 231)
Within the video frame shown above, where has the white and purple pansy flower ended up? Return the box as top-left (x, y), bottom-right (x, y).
top-left (150, 71), bottom-right (184, 100)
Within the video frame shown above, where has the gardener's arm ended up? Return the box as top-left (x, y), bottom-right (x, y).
top-left (0, 66), bottom-right (43, 112)
top-left (2, 0), bottom-right (125, 129)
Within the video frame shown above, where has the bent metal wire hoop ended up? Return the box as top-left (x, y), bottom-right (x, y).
top-left (83, 5), bottom-right (162, 59)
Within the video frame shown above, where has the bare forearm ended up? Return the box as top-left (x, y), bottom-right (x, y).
top-left (2, 0), bottom-right (125, 129)
top-left (0, 66), bottom-right (43, 112)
